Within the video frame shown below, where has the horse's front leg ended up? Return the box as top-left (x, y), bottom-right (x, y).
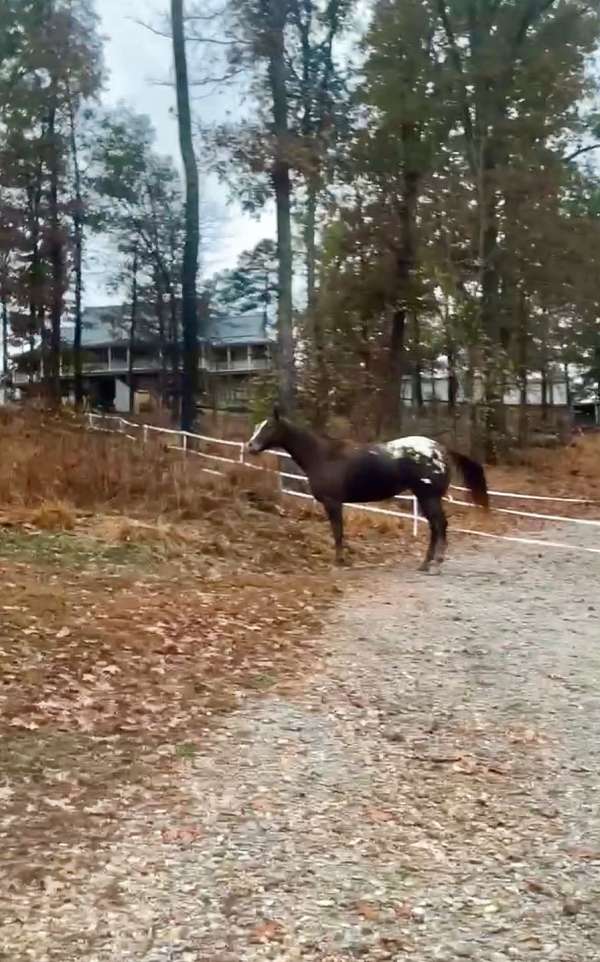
top-left (323, 499), bottom-right (345, 565)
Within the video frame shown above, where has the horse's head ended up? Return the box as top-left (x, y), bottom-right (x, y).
top-left (246, 405), bottom-right (286, 455)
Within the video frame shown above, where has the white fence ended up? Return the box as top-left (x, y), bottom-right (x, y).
top-left (87, 413), bottom-right (600, 558)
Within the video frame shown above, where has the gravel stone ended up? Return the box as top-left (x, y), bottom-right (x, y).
top-left (2, 523), bottom-right (600, 961)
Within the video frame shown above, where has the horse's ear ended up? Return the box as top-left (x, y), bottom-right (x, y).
top-left (272, 403), bottom-right (281, 421)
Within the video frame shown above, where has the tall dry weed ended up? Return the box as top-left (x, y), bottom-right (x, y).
top-left (0, 409), bottom-right (280, 518)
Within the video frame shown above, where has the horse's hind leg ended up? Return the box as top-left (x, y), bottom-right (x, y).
top-left (434, 504), bottom-right (448, 565)
top-left (323, 499), bottom-right (345, 565)
top-left (416, 495), bottom-right (445, 573)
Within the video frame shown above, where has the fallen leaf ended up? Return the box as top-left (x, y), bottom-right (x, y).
top-left (567, 848), bottom-right (600, 861)
top-left (250, 920), bottom-right (284, 943)
top-left (365, 805), bottom-right (393, 823)
top-left (355, 901), bottom-right (381, 921)
top-left (526, 879), bottom-right (553, 896)
top-left (161, 826), bottom-right (203, 844)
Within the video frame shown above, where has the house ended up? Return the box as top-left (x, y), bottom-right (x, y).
top-left (10, 306), bottom-right (274, 413)
top-left (399, 371), bottom-right (568, 407)
top-left (572, 397), bottom-right (600, 428)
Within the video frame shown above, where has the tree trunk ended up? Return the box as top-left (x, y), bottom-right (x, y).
top-left (47, 99), bottom-right (64, 409)
top-left (305, 179), bottom-right (317, 313)
top-left (1, 294), bottom-right (8, 377)
top-left (171, 0), bottom-right (200, 432)
top-left (27, 172), bottom-right (44, 385)
top-left (412, 312), bottom-right (423, 409)
top-left (517, 291), bottom-right (528, 447)
top-left (168, 285), bottom-right (180, 420)
top-left (563, 361), bottom-right (570, 407)
top-left (445, 310), bottom-right (457, 412)
top-left (154, 272), bottom-right (167, 407)
top-left (304, 179), bottom-right (328, 418)
top-left (465, 342), bottom-right (480, 455)
top-left (36, 304), bottom-right (45, 387)
top-left (128, 244), bottom-right (139, 414)
top-left (383, 157), bottom-right (419, 434)
top-left (540, 363), bottom-right (548, 421)
top-left (429, 362), bottom-right (436, 401)
top-left (262, 270), bottom-right (270, 334)
top-left (384, 306), bottom-right (406, 433)
top-left (267, 0), bottom-right (295, 412)
top-left (67, 82), bottom-right (84, 409)
top-left (478, 145), bottom-right (504, 462)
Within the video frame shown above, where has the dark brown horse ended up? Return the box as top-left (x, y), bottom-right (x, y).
top-left (246, 407), bottom-right (489, 572)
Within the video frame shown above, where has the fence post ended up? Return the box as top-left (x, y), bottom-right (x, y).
top-left (182, 432), bottom-right (188, 453)
top-left (143, 424), bottom-right (148, 444)
top-left (412, 496), bottom-right (419, 538)
top-left (239, 441), bottom-right (244, 464)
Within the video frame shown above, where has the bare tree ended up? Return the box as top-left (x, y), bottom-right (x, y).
top-left (171, 0), bottom-right (200, 431)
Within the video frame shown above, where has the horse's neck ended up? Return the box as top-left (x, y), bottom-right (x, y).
top-left (280, 424), bottom-right (323, 473)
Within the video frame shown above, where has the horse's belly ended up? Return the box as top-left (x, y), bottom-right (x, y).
top-left (344, 466), bottom-right (403, 503)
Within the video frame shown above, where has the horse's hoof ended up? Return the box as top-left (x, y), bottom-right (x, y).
top-left (418, 562), bottom-right (430, 573)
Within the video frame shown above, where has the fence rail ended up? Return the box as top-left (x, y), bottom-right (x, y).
top-left (86, 413), bottom-right (600, 557)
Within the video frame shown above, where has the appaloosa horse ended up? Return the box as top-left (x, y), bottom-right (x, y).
top-left (246, 408), bottom-right (489, 572)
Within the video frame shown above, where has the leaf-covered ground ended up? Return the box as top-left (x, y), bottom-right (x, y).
top-left (2, 411), bottom-right (600, 956)
top-left (0, 527), bottom-right (334, 878)
top-left (3, 524), bottom-right (600, 961)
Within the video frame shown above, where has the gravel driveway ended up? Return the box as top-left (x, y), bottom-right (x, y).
top-left (6, 525), bottom-right (600, 961)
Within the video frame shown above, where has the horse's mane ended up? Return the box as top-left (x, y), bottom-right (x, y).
top-left (316, 429), bottom-right (360, 457)
top-left (323, 435), bottom-right (354, 455)
top-left (281, 418), bottom-right (360, 458)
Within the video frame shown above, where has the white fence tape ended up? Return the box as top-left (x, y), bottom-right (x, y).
top-left (449, 483), bottom-right (598, 504)
top-left (86, 413), bottom-right (600, 557)
top-left (445, 496), bottom-right (600, 527)
top-left (450, 527), bottom-right (600, 557)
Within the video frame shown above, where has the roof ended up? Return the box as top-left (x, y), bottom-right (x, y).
top-left (76, 306), bottom-right (135, 346)
top-left (204, 312), bottom-right (271, 344)
top-left (61, 306), bottom-right (273, 348)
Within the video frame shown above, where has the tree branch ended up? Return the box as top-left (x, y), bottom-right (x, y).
top-left (133, 19), bottom-right (171, 39)
top-left (136, 17), bottom-right (244, 46)
top-left (514, 0), bottom-right (559, 47)
top-left (565, 142), bottom-right (600, 162)
top-left (179, 34), bottom-right (239, 45)
top-left (185, 7), bottom-right (229, 21)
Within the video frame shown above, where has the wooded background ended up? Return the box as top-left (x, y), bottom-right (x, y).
top-left (1, 0), bottom-right (600, 459)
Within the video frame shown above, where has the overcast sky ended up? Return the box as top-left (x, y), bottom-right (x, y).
top-left (85, 0), bottom-right (274, 305)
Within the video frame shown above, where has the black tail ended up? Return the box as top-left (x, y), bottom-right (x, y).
top-left (448, 450), bottom-right (489, 510)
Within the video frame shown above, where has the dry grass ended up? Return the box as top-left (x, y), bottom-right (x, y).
top-left (2, 407), bottom-right (599, 565)
top-left (489, 431), bottom-right (600, 503)
top-left (0, 407), bottom-right (263, 516)
top-left (0, 408), bottom-right (424, 571)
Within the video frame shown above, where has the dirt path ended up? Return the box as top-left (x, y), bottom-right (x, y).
top-left (5, 526), bottom-right (600, 962)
